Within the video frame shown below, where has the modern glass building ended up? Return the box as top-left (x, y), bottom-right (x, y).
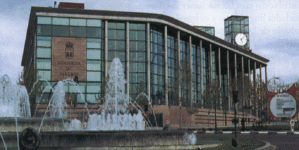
top-left (225, 15), bottom-right (250, 49)
top-left (194, 26), bottom-right (215, 36)
top-left (21, 3), bottom-right (269, 124)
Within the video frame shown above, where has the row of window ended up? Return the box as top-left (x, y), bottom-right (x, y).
top-left (34, 18), bottom-right (229, 106)
top-left (37, 16), bottom-right (102, 27)
top-left (37, 25), bottom-right (102, 38)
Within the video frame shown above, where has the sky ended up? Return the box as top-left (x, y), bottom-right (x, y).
top-left (0, 0), bottom-right (299, 85)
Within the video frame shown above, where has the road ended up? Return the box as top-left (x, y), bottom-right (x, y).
top-left (197, 133), bottom-right (299, 150)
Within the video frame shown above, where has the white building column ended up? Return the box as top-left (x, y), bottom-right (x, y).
top-left (164, 25), bottom-right (168, 105)
top-left (147, 23), bottom-right (151, 102)
top-left (227, 51), bottom-right (230, 111)
top-left (218, 47), bottom-right (222, 110)
top-left (104, 20), bottom-right (108, 77)
top-left (189, 35), bottom-right (193, 107)
top-left (253, 61), bottom-right (257, 116)
top-left (177, 31), bottom-right (181, 106)
top-left (200, 40), bottom-right (203, 108)
top-left (126, 22), bottom-right (130, 96)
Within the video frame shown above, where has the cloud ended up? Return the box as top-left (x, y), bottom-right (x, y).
top-left (0, 14), bottom-right (27, 83)
top-left (260, 48), bottom-right (299, 83)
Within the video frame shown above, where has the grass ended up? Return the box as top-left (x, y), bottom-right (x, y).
top-left (196, 135), bottom-right (266, 150)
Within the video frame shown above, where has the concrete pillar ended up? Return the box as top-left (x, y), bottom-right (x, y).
top-left (126, 22), bottom-right (130, 96)
top-left (177, 31), bottom-right (181, 106)
top-left (260, 63), bottom-right (262, 119)
top-left (242, 56), bottom-right (244, 114)
top-left (189, 35), bottom-right (193, 107)
top-left (200, 40), bottom-right (203, 108)
top-left (234, 53), bottom-right (237, 113)
top-left (265, 65), bottom-right (268, 120)
top-left (209, 44), bottom-right (212, 84)
top-left (234, 53), bottom-right (237, 91)
top-left (227, 51), bottom-right (230, 111)
top-left (248, 59), bottom-right (252, 115)
top-left (218, 47), bottom-right (222, 110)
top-left (253, 61), bottom-right (257, 116)
top-left (164, 25), bottom-right (168, 105)
top-left (104, 20), bottom-right (108, 77)
top-left (147, 23), bottom-right (151, 102)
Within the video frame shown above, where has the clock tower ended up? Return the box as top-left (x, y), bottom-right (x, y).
top-left (224, 15), bottom-right (250, 49)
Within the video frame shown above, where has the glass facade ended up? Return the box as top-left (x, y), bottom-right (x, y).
top-left (167, 31), bottom-right (178, 106)
top-left (108, 22), bottom-right (126, 71)
top-left (129, 23), bottom-right (147, 99)
top-left (191, 42), bottom-right (201, 106)
top-left (30, 15), bottom-right (242, 109)
top-left (35, 16), bottom-right (103, 104)
top-left (180, 38), bottom-right (190, 107)
top-left (150, 25), bottom-right (165, 105)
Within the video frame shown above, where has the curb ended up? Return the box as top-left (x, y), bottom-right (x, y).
top-left (193, 130), bottom-right (299, 135)
top-left (254, 141), bottom-right (271, 150)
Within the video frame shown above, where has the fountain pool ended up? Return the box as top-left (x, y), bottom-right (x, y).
top-left (0, 58), bottom-right (200, 150)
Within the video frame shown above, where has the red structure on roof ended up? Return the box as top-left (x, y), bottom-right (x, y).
top-left (58, 2), bottom-right (84, 9)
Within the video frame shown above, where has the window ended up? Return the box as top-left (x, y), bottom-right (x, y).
top-left (87, 60), bottom-right (101, 71)
top-left (37, 16), bottom-right (51, 24)
top-left (87, 72), bottom-right (101, 81)
top-left (70, 18), bottom-right (86, 26)
top-left (87, 38), bottom-right (101, 48)
top-left (36, 59), bottom-right (51, 69)
top-left (87, 49), bottom-right (101, 60)
top-left (37, 25), bottom-right (51, 36)
top-left (87, 19), bottom-right (102, 27)
top-left (70, 26), bottom-right (86, 37)
top-left (37, 47), bottom-right (51, 58)
top-left (37, 36), bottom-right (51, 47)
top-left (53, 17), bottom-right (69, 25)
top-left (52, 26), bottom-right (70, 37)
top-left (37, 70), bottom-right (51, 81)
top-left (87, 27), bottom-right (101, 38)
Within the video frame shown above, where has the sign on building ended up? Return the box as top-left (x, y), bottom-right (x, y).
top-left (270, 93), bottom-right (296, 117)
top-left (52, 37), bottom-right (87, 81)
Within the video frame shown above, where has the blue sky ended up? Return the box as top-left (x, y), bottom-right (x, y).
top-left (0, 0), bottom-right (298, 84)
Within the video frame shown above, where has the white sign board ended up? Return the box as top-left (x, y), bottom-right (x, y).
top-left (270, 93), bottom-right (296, 117)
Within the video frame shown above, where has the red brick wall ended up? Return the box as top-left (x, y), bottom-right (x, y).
top-left (52, 37), bottom-right (87, 81)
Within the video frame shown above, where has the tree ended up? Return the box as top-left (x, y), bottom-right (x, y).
top-left (95, 74), bottom-right (109, 104)
top-left (202, 79), bottom-right (221, 109)
top-left (180, 61), bottom-right (191, 107)
top-left (22, 69), bottom-right (46, 116)
top-left (17, 71), bottom-right (25, 85)
top-left (134, 81), bottom-right (148, 105)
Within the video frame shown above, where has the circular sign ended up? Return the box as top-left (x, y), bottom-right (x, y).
top-left (270, 93), bottom-right (296, 117)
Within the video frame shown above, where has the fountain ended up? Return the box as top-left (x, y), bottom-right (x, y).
top-left (0, 58), bottom-right (201, 149)
top-left (66, 57), bottom-right (145, 131)
top-left (0, 75), bottom-right (31, 117)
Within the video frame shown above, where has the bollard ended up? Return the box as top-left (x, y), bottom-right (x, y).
top-left (232, 137), bottom-right (238, 147)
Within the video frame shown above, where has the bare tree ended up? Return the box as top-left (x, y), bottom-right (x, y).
top-left (95, 74), bottom-right (109, 104)
top-left (134, 81), bottom-right (148, 105)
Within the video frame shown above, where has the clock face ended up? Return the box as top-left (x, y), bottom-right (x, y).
top-left (235, 33), bottom-right (247, 46)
